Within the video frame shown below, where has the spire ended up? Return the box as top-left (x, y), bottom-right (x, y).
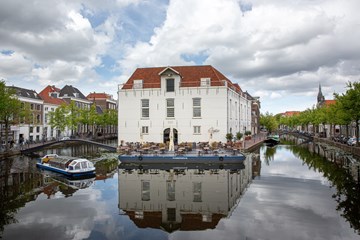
top-left (317, 83), bottom-right (325, 105)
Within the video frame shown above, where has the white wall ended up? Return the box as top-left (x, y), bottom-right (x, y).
top-left (118, 72), bottom-right (252, 145)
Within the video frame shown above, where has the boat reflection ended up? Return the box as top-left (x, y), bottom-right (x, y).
top-left (42, 173), bottom-right (95, 198)
top-left (118, 157), bottom-right (253, 232)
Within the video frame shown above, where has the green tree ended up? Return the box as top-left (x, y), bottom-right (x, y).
top-left (0, 81), bottom-right (22, 150)
top-left (49, 104), bottom-right (68, 138)
top-left (66, 101), bottom-right (80, 135)
top-left (260, 112), bottom-right (278, 133)
top-left (334, 81), bottom-right (360, 146)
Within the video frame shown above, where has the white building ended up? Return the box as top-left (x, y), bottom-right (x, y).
top-left (118, 65), bottom-right (253, 145)
top-left (39, 85), bottom-right (70, 140)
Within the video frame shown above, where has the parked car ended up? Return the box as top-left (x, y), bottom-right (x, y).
top-left (60, 136), bottom-right (70, 140)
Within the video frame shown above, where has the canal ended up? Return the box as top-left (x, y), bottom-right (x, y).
top-left (0, 140), bottom-right (359, 239)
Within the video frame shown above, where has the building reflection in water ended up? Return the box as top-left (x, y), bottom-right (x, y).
top-left (118, 155), bottom-right (255, 232)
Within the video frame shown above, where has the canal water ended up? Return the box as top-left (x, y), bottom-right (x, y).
top-left (0, 141), bottom-right (359, 240)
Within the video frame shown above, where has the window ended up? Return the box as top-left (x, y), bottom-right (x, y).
top-left (45, 107), bottom-right (48, 111)
top-left (36, 126), bottom-right (40, 133)
top-left (50, 92), bottom-right (58, 98)
top-left (141, 99), bottom-right (149, 118)
top-left (193, 182), bottom-right (202, 202)
top-left (30, 104), bottom-right (34, 110)
top-left (200, 78), bottom-right (211, 86)
top-left (193, 126), bottom-right (201, 134)
top-left (166, 79), bottom-right (174, 92)
top-left (133, 79), bottom-right (143, 89)
top-left (37, 105), bottom-right (40, 110)
top-left (141, 181), bottom-right (150, 201)
top-left (166, 99), bottom-right (175, 118)
top-left (142, 126), bottom-right (149, 134)
top-left (167, 181), bottom-right (175, 201)
top-left (45, 113), bottom-right (48, 123)
top-left (193, 98), bottom-right (201, 118)
top-left (30, 127), bottom-right (33, 133)
top-left (36, 114), bottom-right (41, 124)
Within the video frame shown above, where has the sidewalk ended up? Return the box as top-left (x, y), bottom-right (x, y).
top-left (240, 133), bottom-right (267, 152)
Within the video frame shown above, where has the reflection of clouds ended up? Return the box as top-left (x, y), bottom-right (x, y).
top-left (169, 146), bottom-right (359, 240)
top-left (3, 178), bottom-right (118, 240)
top-left (261, 146), bottom-right (328, 182)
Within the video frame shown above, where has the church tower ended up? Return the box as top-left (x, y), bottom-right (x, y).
top-left (317, 84), bottom-right (325, 107)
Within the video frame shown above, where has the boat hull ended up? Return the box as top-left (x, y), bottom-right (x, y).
top-left (118, 154), bottom-right (246, 164)
top-left (36, 162), bottom-right (96, 178)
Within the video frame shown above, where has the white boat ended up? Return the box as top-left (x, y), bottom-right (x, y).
top-left (36, 154), bottom-right (96, 177)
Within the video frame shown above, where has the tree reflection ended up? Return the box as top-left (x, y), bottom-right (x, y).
top-left (0, 158), bottom-right (44, 237)
top-left (290, 145), bottom-right (360, 234)
top-left (263, 146), bottom-right (277, 165)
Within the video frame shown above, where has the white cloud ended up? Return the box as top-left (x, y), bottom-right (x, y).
top-left (0, 51), bottom-right (33, 77)
top-left (1, 0), bottom-right (360, 114)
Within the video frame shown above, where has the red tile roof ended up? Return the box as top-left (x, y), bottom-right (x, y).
top-left (324, 100), bottom-right (336, 106)
top-left (283, 111), bottom-right (301, 117)
top-left (87, 92), bottom-right (111, 99)
top-left (122, 65), bottom-right (239, 91)
top-left (39, 85), bottom-right (67, 105)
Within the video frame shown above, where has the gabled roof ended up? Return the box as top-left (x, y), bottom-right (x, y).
top-left (39, 85), bottom-right (66, 105)
top-left (59, 85), bottom-right (87, 99)
top-left (8, 86), bottom-right (42, 100)
top-left (122, 65), bottom-right (236, 90)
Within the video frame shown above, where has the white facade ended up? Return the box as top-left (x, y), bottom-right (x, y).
top-left (118, 67), bottom-right (252, 145)
top-left (42, 103), bottom-right (71, 140)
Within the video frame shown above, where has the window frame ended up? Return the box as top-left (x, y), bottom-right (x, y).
top-left (141, 99), bottom-right (149, 118)
top-left (166, 98), bottom-right (175, 118)
top-left (193, 98), bottom-right (201, 118)
top-left (166, 78), bottom-right (175, 92)
top-left (193, 126), bottom-right (201, 134)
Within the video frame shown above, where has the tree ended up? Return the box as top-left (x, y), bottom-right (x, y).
top-left (49, 104), bottom-right (68, 138)
top-left (260, 112), bottom-right (278, 133)
top-left (66, 101), bottom-right (80, 136)
top-left (334, 81), bottom-right (360, 146)
top-left (0, 81), bottom-right (22, 150)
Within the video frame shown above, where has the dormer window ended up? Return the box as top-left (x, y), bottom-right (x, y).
top-left (133, 80), bottom-right (143, 89)
top-left (166, 79), bottom-right (174, 92)
top-left (50, 92), bottom-right (59, 98)
top-left (200, 78), bottom-right (211, 86)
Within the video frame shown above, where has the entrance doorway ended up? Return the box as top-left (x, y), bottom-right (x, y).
top-left (163, 128), bottom-right (178, 145)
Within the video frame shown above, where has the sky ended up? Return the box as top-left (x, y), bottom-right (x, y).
top-left (1, 0), bottom-right (360, 114)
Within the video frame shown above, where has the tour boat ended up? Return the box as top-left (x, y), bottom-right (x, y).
top-left (36, 154), bottom-right (96, 177)
top-left (264, 135), bottom-right (280, 146)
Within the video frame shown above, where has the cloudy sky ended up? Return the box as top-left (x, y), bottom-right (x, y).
top-left (1, 0), bottom-right (359, 114)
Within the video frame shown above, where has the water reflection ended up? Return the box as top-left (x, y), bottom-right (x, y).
top-left (118, 157), bottom-right (253, 232)
top-left (290, 144), bottom-right (360, 235)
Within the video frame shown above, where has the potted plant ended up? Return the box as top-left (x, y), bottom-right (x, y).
top-left (236, 132), bottom-right (243, 141)
top-left (226, 133), bottom-right (233, 142)
top-left (245, 131), bottom-right (252, 140)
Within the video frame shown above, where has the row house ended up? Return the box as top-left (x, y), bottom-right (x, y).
top-left (87, 92), bottom-right (118, 137)
top-left (2, 84), bottom-right (117, 145)
top-left (7, 86), bottom-right (44, 143)
top-left (38, 85), bottom-right (70, 140)
top-left (59, 85), bottom-right (93, 136)
top-left (118, 65), bottom-right (257, 144)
